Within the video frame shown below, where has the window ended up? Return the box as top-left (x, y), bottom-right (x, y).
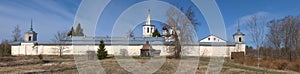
top-left (147, 28), bottom-right (149, 33)
top-left (151, 28), bottom-right (153, 32)
top-left (29, 36), bottom-right (32, 41)
top-left (208, 38), bottom-right (210, 40)
top-left (239, 37), bottom-right (242, 42)
top-left (214, 38), bottom-right (216, 40)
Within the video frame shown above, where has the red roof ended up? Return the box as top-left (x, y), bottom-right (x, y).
top-left (141, 41), bottom-right (153, 50)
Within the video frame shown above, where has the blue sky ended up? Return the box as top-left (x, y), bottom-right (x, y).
top-left (0, 0), bottom-right (300, 47)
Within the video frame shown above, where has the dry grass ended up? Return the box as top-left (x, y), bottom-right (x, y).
top-left (0, 56), bottom-right (298, 74)
top-left (234, 56), bottom-right (300, 73)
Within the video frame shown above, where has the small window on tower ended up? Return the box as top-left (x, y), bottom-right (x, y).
top-left (151, 28), bottom-right (153, 32)
top-left (208, 38), bottom-right (210, 41)
top-left (29, 36), bottom-right (32, 41)
top-left (147, 28), bottom-right (149, 33)
top-left (214, 38), bottom-right (216, 40)
top-left (239, 37), bottom-right (242, 42)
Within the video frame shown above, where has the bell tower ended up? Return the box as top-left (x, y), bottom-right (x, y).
top-left (143, 9), bottom-right (155, 37)
top-left (233, 21), bottom-right (245, 52)
top-left (233, 21), bottom-right (245, 44)
top-left (24, 19), bottom-right (38, 42)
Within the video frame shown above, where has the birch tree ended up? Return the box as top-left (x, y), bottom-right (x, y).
top-left (53, 31), bottom-right (68, 57)
top-left (246, 15), bottom-right (267, 71)
top-left (166, 6), bottom-right (199, 58)
top-left (12, 25), bottom-right (22, 42)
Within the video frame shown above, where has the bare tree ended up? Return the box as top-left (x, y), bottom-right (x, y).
top-left (12, 25), bottom-right (22, 42)
top-left (294, 16), bottom-right (300, 59)
top-left (53, 31), bottom-right (68, 57)
top-left (166, 6), bottom-right (199, 58)
top-left (246, 15), bottom-right (267, 72)
top-left (297, 20), bottom-right (300, 57)
top-left (266, 16), bottom-right (300, 61)
top-left (267, 19), bottom-right (283, 58)
top-left (126, 27), bottom-right (134, 37)
top-left (280, 16), bottom-right (299, 61)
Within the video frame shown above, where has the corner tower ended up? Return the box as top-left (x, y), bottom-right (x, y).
top-left (24, 19), bottom-right (37, 42)
top-left (233, 21), bottom-right (245, 52)
top-left (233, 21), bottom-right (245, 44)
top-left (143, 9), bottom-right (155, 37)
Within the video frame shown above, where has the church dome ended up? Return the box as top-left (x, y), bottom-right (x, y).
top-left (162, 26), bottom-right (168, 30)
top-left (233, 31), bottom-right (244, 36)
top-left (26, 30), bottom-right (36, 34)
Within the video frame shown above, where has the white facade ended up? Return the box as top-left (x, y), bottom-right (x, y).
top-left (11, 34), bottom-right (246, 57)
top-left (143, 26), bottom-right (154, 37)
top-left (11, 43), bottom-right (242, 57)
top-left (199, 35), bottom-right (226, 42)
top-left (11, 10), bottom-right (246, 57)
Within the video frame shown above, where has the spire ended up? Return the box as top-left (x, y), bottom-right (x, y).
top-left (237, 20), bottom-right (240, 32)
top-left (146, 9), bottom-right (151, 25)
top-left (30, 19), bottom-right (33, 31)
top-left (233, 20), bottom-right (244, 36)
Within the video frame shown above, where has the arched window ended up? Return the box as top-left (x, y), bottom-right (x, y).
top-left (147, 28), bottom-right (149, 33)
top-left (29, 36), bottom-right (32, 41)
top-left (239, 37), bottom-right (242, 42)
top-left (208, 38), bottom-right (210, 41)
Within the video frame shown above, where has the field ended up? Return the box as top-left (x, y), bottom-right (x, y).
top-left (0, 55), bottom-right (299, 74)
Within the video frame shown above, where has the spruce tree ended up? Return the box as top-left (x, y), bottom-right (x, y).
top-left (67, 27), bottom-right (74, 36)
top-left (75, 23), bottom-right (84, 36)
top-left (152, 28), bottom-right (161, 37)
top-left (97, 40), bottom-right (107, 60)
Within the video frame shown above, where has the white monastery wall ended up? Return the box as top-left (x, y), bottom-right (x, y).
top-left (12, 44), bottom-right (245, 57)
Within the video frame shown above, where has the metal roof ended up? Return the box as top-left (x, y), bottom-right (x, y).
top-left (10, 36), bottom-right (236, 46)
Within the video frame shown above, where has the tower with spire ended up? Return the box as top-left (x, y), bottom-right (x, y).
top-left (233, 21), bottom-right (245, 44)
top-left (143, 9), bottom-right (155, 37)
top-left (233, 21), bottom-right (245, 52)
top-left (24, 19), bottom-right (38, 42)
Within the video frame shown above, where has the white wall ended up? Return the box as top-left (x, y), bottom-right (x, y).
top-left (11, 44), bottom-right (245, 57)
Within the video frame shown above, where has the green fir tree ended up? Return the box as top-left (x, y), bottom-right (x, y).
top-left (67, 27), bottom-right (74, 36)
top-left (152, 28), bottom-right (161, 37)
top-left (97, 40), bottom-right (107, 60)
top-left (74, 23), bottom-right (84, 36)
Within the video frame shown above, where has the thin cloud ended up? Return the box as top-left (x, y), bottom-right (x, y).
top-left (226, 11), bottom-right (270, 44)
top-left (0, 0), bottom-right (80, 41)
top-left (238, 11), bottom-right (270, 27)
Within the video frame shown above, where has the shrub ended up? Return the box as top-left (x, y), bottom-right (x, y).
top-left (38, 54), bottom-right (43, 60)
top-left (97, 40), bottom-right (107, 60)
top-left (274, 60), bottom-right (288, 70)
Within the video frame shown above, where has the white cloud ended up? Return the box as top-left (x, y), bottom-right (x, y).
top-left (237, 11), bottom-right (270, 27)
top-left (0, 0), bottom-right (80, 41)
top-left (226, 11), bottom-right (271, 46)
